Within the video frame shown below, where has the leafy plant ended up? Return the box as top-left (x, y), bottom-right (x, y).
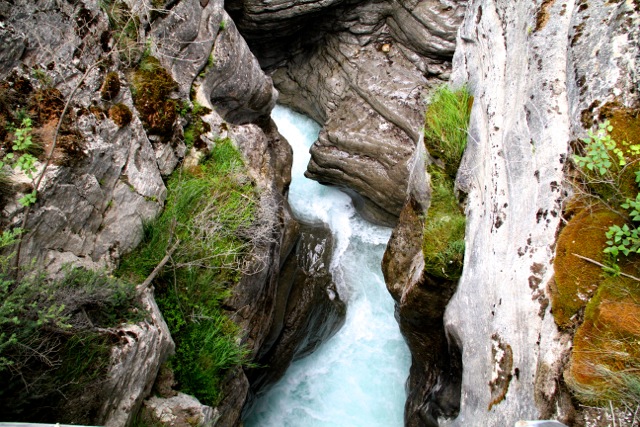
top-left (573, 121), bottom-right (631, 175)
top-left (0, 227), bottom-right (141, 422)
top-left (573, 120), bottom-right (640, 258)
top-left (1, 117), bottom-right (38, 206)
top-left (424, 85), bottom-right (473, 179)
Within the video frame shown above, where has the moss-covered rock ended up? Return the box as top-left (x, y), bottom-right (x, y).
top-left (551, 204), bottom-right (626, 328)
top-left (422, 166), bottom-right (466, 280)
top-left (109, 103), bottom-right (132, 127)
top-left (566, 274), bottom-right (640, 406)
top-left (131, 56), bottom-right (178, 138)
top-left (100, 71), bottom-right (121, 101)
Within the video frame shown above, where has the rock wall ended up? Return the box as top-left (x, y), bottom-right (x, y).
top-left (1, 0), bottom-right (345, 425)
top-left (441, 0), bottom-right (639, 425)
top-left (231, 0), bottom-right (468, 226)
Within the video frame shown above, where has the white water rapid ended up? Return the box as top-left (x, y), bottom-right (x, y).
top-left (245, 105), bottom-right (411, 427)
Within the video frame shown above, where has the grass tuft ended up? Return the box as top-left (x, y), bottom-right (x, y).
top-left (424, 85), bottom-right (473, 179)
top-left (117, 138), bottom-right (258, 405)
top-left (422, 166), bottom-right (466, 279)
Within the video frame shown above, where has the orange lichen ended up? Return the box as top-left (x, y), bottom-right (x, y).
top-left (551, 205), bottom-right (626, 328)
top-left (566, 275), bottom-right (640, 405)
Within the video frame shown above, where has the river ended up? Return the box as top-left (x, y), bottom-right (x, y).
top-left (245, 105), bottom-right (411, 427)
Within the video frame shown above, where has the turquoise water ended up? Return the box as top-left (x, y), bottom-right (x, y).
top-left (245, 105), bottom-right (410, 427)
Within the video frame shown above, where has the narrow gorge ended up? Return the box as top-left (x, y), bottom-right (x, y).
top-left (0, 0), bottom-right (639, 426)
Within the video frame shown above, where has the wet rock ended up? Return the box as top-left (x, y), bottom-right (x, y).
top-left (246, 221), bottom-right (346, 401)
top-left (262, 0), bottom-right (467, 225)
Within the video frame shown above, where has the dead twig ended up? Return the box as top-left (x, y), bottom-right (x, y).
top-left (136, 239), bottom-right (180, 295)
top-left (571, 253), bottom-right (640, 282)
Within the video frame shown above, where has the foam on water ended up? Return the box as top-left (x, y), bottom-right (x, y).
top-left (245, 105), bottom-right (410, 427)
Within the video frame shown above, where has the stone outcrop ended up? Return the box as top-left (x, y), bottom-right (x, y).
top-left (230, 0), bottom-right (467, 226)
top-left (100, 288), bottom-right (175, 427)
top-left (151, 0), bottom-right (277, 125)
top-left (144, 393), bottom-right (217, 427)
top-left (382, 139), bottom-right (463, 427)
top-left (245, 222), bottom-right (346, 403)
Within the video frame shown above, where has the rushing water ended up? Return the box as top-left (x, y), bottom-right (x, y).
top-left (245, 105), bottom-right (411, 427)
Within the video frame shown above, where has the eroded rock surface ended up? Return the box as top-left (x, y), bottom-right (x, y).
top-left (440, 0), bottom-right (639, 425)
top-left (245, 222), bottom-right (345, 406)
top-left (231, 0), bottom-right (467, 225)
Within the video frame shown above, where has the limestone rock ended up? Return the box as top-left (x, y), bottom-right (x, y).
top-left (144, 393), bottom-right (217, 427)
top-left (438, 0), bottom-right (639, 425)
top-left (152, 0), bottom-right (277, 125)
top-left (100, 288), bottom-right (175, 427)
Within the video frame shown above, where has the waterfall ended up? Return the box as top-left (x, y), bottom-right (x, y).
top-left (245, 105), bottom-right (411, 427)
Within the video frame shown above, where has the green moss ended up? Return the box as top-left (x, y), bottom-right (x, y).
top-left (117, 138), bottom-right (256, 405)
top-left (183, 100), bottom-right (211, 149)
top-left (551, 205), bottom-right (625, 328)
top-left (131, 56), bottom-right (177, 138)
top-left (424, 85), bottom-right (473, 179)
top-left (422, 166), bottom-right (466, 279)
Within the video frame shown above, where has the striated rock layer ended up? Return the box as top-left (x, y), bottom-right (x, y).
top-left (441, 0), bottom-right (640, 425)
top-left (231, 0), bottom-right (468, 225)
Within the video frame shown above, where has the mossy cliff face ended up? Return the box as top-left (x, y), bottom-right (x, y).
top-left (0, 0), bottom-right (309, 425)
top-left (436, 0), bottom-right (639, 425)
top-left (550, 206), bottom-right (626, 328)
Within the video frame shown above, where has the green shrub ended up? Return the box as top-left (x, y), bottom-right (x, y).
top-left (424, 85), bottom-right (473, 179)
top-left (0, 229), bottom-right (140, 422)
top-left (117, 138), bottom-right (257, 405)
top-left (422, 166), bottom-right (466, 279)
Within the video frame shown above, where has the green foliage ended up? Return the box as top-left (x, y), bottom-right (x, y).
top-left (0, 228), bottom-right (140, 421)
top-left (574, 120), bottom-right (640, 259)
top-left (421, 84), bottom-right (470, 279)
top-left (423, 85), bottom-right (473, 179)
top-left (117, 139), bottom-right (257, 405)
top-left (182, 100), bottom-right (211, 148)
top-left (219, 20), bottom-right (227, 30)
top-left (0, 117), bottom-right (38, 206)
top-left (573, 121), bottom-right (638, 175)
top-left (422, 166), bottom-right (466, 279)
